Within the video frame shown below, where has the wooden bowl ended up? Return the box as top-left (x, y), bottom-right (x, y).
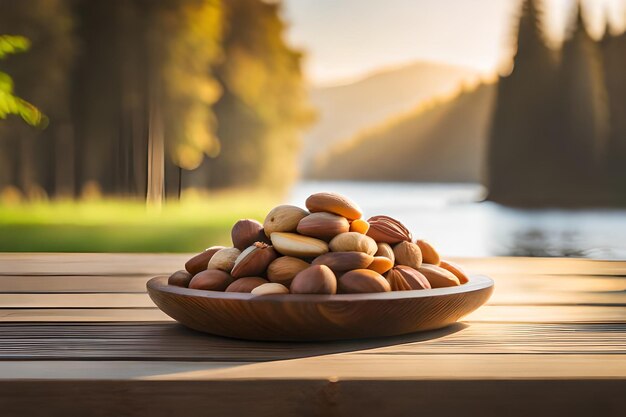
top-left (147, 275), bottom-right (493, 341)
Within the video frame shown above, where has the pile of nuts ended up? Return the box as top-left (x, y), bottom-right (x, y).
top-left (168, 192), bottom-right (469, 295)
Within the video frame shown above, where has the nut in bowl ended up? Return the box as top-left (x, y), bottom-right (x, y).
top-left (147, 191), bottom-right (494, 341)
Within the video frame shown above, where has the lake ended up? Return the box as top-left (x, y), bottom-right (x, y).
top-left (288, 181), bottom-right (626, 260)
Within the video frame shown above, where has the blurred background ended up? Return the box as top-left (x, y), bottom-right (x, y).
top-left (0, 0), bottom-right (625, 258)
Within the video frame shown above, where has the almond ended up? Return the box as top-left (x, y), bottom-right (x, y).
top-left (251, 282), bottom-right (290, 295)
top-left (189, 270), bottom-right (233, 291)
top-left (207, 247), bottom-right (241, 273)
top-left (305, 192), bottom-right (362, 220)
top-left (231, 242), bottom-right (277, 278)
top-left (168, 270), bottom-right (193, 287)
top-left (416, 239), bottom-right (440, 265)
top-left (374, 242), bottom-right (395, 263)
top-left (290, 265), bottom-right (337, 294)
top-left (366, 215), bottom-right (412, 244)
top-left (385, 266), bottom-right (430, 291)
top-left (419, 264), bottom-right (460, 288)
top-left (231, 219), bottom-right (268, 250)
top-left (185, 246), bottom-right (225, 275)
top-left (338, 269), bottom-right (391, 293)
top-left (392, 241), bottom-right (422, 269)
top-left (439, 260), bottom-right (469, 284)
top-left (312, 251), bottom-right (374, 272)
top-left (225, 277), bottom-right (268, 293)
top-left (367, 256), bottom-right (394, 274)
top-left (297, 212), bottom-right (349, 240)
top-left (266, 256), bottom-right (310, 286)
top-left (263, 205), bottom-right (309, 237)
top-left (270, 232), bottom-right (329, 257)
top-left (329, 232), bottom-right (377, 255)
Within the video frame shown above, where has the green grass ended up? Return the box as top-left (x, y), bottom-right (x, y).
top-left (0, 192), bottom-right (277, 252)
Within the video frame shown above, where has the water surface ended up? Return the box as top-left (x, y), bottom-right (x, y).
top-left (288, 181), bottom-right (626, 259)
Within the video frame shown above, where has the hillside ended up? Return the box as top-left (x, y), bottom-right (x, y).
top-left (301, 61), bottom-right (480, 172)
top-left (310, 82), bottom-right (496, 183)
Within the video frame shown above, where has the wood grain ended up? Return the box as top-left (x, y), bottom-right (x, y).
top-left (0, 253), bottom-right (625, 417)
top-left (0, 322), bottom-right (623, 361)
top-left (147, 275), bottom-right (493, 341)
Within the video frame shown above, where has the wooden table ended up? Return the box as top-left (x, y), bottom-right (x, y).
top-left (0, 253), bottom-right (624, 416)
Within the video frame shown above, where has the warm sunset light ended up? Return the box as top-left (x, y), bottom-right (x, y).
top-left (0, 1), bottom-right (624, 414)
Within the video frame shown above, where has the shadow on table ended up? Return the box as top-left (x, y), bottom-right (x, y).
top-left (152, 322), bottom-right (469, 362)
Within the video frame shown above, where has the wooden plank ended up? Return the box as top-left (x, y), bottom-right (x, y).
top-left (1, 379), bottom-right (624, 417)
top-left (0, 355), bottom-right (624, 380)
top-left (0, 308), bottom-right (171, 322)
top-left (0, 322), bottom-right (623, 361)
top-left (1, 274), bottom-right (625, 307)
top-left (2, 253), bottom-right (625, 277)
top-left (1, 286), bottom-right (624, 307)
top-left (0, 305), bottom-right (624, 323)
top-left (0, 275), bottom-right (150, 293)
top-left (0, 253), bottom-right (189, 275)
top-left (0, 293), bottom-right (154, 308)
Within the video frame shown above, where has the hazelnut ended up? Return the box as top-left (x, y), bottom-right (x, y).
top-left (312, 251), bottom-right (373, 272)
top-left (225, 277), bottom-right (268, 293)
top-left (267, 256), bottom-right (310, 286)
top-left (231, 219), bottom-right (267, 250)
top-left (290, 265), bottom-right (337, 294)
top-left (168, 270), bottom-right (193, 287)
top-left (392, 241), bottom-right (422, 269)
top-left (189, 270), bottom-right (233, 291)
top-left (207, 247), bottom-right (241, 273)
top-left (185, 246), bottom-right (225, 275)
top-left (231, 242), bottom-right (277, 278)
top-left (297, 212), bottom-right (349, 240)
top-left (338, 269), bottom-right (391, 293)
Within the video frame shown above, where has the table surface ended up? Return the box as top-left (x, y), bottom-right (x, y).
top-left (0, 253), bottom-right (624, 417)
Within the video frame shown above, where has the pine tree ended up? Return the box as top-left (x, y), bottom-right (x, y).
top-left (487, 0), bottom-right (559, 204)
top-left (557, 2), bottom-right (610, 200)
top-left (601, 20), bottom-right (626, 201)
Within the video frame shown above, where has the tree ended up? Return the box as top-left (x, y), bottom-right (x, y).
top-left (187, 0), bottom-right (314, 192)
top-left (556, 2), bottom-right (610, 199)
top-left (602, 20), bottom-right (626, 200)
top-left (487, 0), bottom-right (559, 204)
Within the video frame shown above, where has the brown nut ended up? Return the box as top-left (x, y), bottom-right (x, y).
top-left (168, 270), bottom-right (193, 287)
top-left (251, 282), bottom-right (290, 295)
top-left (419, 264), bottom-right (460, 288)
top-left (297, 212), bottom-right (350, 240)
top-left (225, 277), bottom-right (268, 293)
top-left (207, 247), bottom-right (241, 273)
top-left (305, 192), bottom-right (362, 220)
top-left (231, 219), bottom-right (268, 250)
top-left (349, 219), bottom-right (370, 234)
top-left (366, 215), bottom-right (412, 244)
top-left (312, 251), bottom-right (374, 272)
top-left (189, 270), bottom-right (233, 291)
top-left (374, 242), bottom-right (395, 263)
top-left (329, 232), bottom-right (377, 255)
top-left (263, 205), bottom-right (309, 237)
top-left (393, 241), bottom-right (422, 269)
top-left (270, 232), bottom-right (329, 257)
top-left (416, 240), bottom-right (440, 265)
top-left (266, 256), bottom-right (310, 286)
top-left (385, 265), bottom-right (431, 291)
top-left (231, 242), bottom-right (278, 278)
top-left (439, 260), bottom-right (469, 284)
top-left (368, 256), bottom-right (394, 274)
top-left (185, 246), bottom-right (225, 275)
top-left (338, 269), bottom-right (391, 293)
top-left (290, 265), bottom-right (337, 294)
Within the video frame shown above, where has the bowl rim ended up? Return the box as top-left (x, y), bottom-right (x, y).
top-left (147, 274), bottom-right (494, 303)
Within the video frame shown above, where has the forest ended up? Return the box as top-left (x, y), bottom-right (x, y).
top-left (488, 0), bottom-right (626, 206)
top-left (312, 0), bottom-right (626, 207)
top-left (0, 0), bottom-right (313, 201)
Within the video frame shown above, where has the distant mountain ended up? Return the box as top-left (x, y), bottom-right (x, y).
top-left (301, 61), bottom-right (480, 173)
top-left (310, 82), bottom-right (496, 183)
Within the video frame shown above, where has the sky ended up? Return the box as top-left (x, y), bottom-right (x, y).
top-left (282, 0), bottom-right (626, 87)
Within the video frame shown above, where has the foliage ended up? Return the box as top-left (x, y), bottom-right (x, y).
top-left (0, 35), bottom-right (47, 127)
